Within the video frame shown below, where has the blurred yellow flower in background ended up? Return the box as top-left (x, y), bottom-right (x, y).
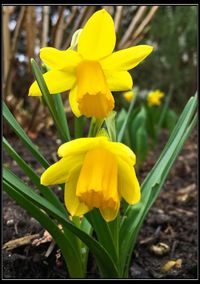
top-left (147, 90), bottom-right (165, 106)
top-left (41, 136), bottom-right (140, 222)
top-left (123, 90), bottom-right (135, 102)
top-left (29, 9), bottom-right (153, 118)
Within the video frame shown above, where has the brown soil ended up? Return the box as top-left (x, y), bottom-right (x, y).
top-left (2, 128), bottom-right (198, 279)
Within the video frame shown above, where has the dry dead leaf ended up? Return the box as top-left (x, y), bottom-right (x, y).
top-left (161, 259), bottom-right (182, 273)
top-left (3, 234), bottom-right (40, 251)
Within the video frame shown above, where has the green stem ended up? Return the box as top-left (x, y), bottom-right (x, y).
top-left (53, 94), bottom-right (71, 141)
top-left (74, 116), bottom-right (85, 138)
top-left (88, 117), bottom-right (104, 137)
top-left (156, 86), bottom-right (173, 138)
top-left (118, 93), bottom-right (137, 142)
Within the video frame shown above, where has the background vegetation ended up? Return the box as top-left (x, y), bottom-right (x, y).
top-left (3, 5), bottom-right (197, 135)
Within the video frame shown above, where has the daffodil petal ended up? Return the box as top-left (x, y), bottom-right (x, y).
top-left (28, 70), bottom-right (75, 96)
top-left (64, 169), bottom-right (90, 216)
top-left (99, 203), bottom-right (120, 222)
top-left (101, 45), bottom-right (153, 71)
top-left (40, 155), bottom-right (84, 186)
top-left (118, 158), bottom-right (141, 204)
top-left (106, 141), bottom-right (136, 166)
top-left (104, 70), bottom-right (133, 91)
top-left (40, 47), bottom-right (81, 70)
top-left (78, 9), bottom-right (116, 60)
top-left (58, 136), bottom-right (109, 157)
top-left (28, 81), bottom-right (42, 96)
top-left (69, 86), bottom-right (81, 117)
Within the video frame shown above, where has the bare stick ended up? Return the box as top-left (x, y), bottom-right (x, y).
top-left (125, 26), bottom-right (151, 47)
top-left (114, 6), bottom-right (124, 34)
top-left (53, 7), bottom-right (65, 49)
top-left (132, 6), bottom-right (159, 40)
top-left (3, 7), bottom-right (26, 99)
top-left (26, 6), bottom-right (36, 60)
top-left (63, 6), bottom-right (88, 49)
top-left (81, 6), bottom-right (96, 27)
top-left (62, 6), bottom-right (78, 31)
top-left (41, 6), bottom-right (50, 47)
top-left (118, 6), bottom-right (147, 49)
top-left (102, 5), bottom-right (114, 16)
top-left (3, 6), bottom-right (10, 81)
top-left (11, 6), bottom-right (26, 56)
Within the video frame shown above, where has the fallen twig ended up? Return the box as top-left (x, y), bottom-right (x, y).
top-left (3, 234), bottom-right (40, 251)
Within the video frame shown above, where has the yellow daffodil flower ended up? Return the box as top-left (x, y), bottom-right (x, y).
top-left (123, 90), bottom-right (135, 102)
top-left (41, 136), bottom-right (140, 222)
top-left (29, 9), bottom-right (153, 118)
top-left (147, 90), bottom-right (165, 106)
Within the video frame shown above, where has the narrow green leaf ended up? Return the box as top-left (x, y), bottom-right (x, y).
top-left (31, 59), bottom-right (69, 142)
top-left (53, 93), bottom-right (71, 141)
top-left (117, 93), bottom-right (137, 142)
top-left (163, 109), bottom-right (178, 133)
top-left (157, 86), bottom-right (173, 133)
top-left (3, 137), bottom-right (66, 214)
top-left (88, 117), bottom-right (104, 137)
top-left (80, 217), bottom-right (93, 272)
top-left (85, 209), bottom-right (118, 266)
top-left (3, 167), bottom-right (119, 278)
top-left (135, 127), bottom-right (148, 164)
top-left (129, 105), bottom-right (147, 155)
top-left (121, 112), bottom-right (197, 277)
top-left (105, 111), bottom-right (117, 141)
top-left (3, 102), bottom-right (49, 169)
top-left (41, 63), bottom-right (71, 141)
top-left (119, 94), bottom-right (197, 276)
top-left (116, 109), bottom-right (127, 134)
top-left (3, 180), bottom-right (85, 278)
top-left (156, 93), bottom-right (197, 157)
top-left (144, 104), bottom-right (157, 143)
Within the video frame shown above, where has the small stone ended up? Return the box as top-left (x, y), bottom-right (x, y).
top-left (6, 219), bottom-right (14, 226)
top-left (150, 242), bottom-right (170, 255)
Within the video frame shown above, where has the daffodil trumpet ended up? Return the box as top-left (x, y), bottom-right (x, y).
top-left (29, 9), bottom-right (153, 119)
top-left (40, 136), bottom-right (140, 222)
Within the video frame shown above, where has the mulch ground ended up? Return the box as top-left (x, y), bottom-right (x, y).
top-left (2, 127), bottom-right (198, 279)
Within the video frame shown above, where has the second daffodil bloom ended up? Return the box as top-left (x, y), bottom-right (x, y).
top-left (29, 9), bottom-right (153, 118)
top-left (123, 90), bottom-right (135, 102)
top-left (147, 90), bottom-right (165, 106)
top-left (40, 136), bottom-right (140, 222)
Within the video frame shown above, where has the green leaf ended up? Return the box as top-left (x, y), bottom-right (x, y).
top-left (163, 109), bottom-right (178, 133)
top-left (135, 127), bottom-right (148, 164)
top-left (116, 109), bottom-right (127, 134)
top-left (144, 105), bottom-right (157, 143)
top-left (3, 180), bottom-right (85, 278)
top-left (129, 106), bottom-right (147, 157)
top-left (80, 217), bottom-right (93, 272)
top-left (117, 93), bottom-right (137, 142)
top-left (53, 93), bottom-right (71, 141)
top-left (3, 167), bottom-right (119, 278)
top-left (157, 86), bottom-right (173, 134)
top-left (31, 59), bottom-right (70, 142)
top-left (105, 111), bottom-right (117, 141)
top-left (3, 102), bottom-right (49, 169)
top-left (3, 137), bottom-right (66, 214)
top-left (119, 94), bottom-right (197, 277)
top-left (85, 209), bottom-right (118, 267)
top-left (88, 117), bottom-right (104, 137)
